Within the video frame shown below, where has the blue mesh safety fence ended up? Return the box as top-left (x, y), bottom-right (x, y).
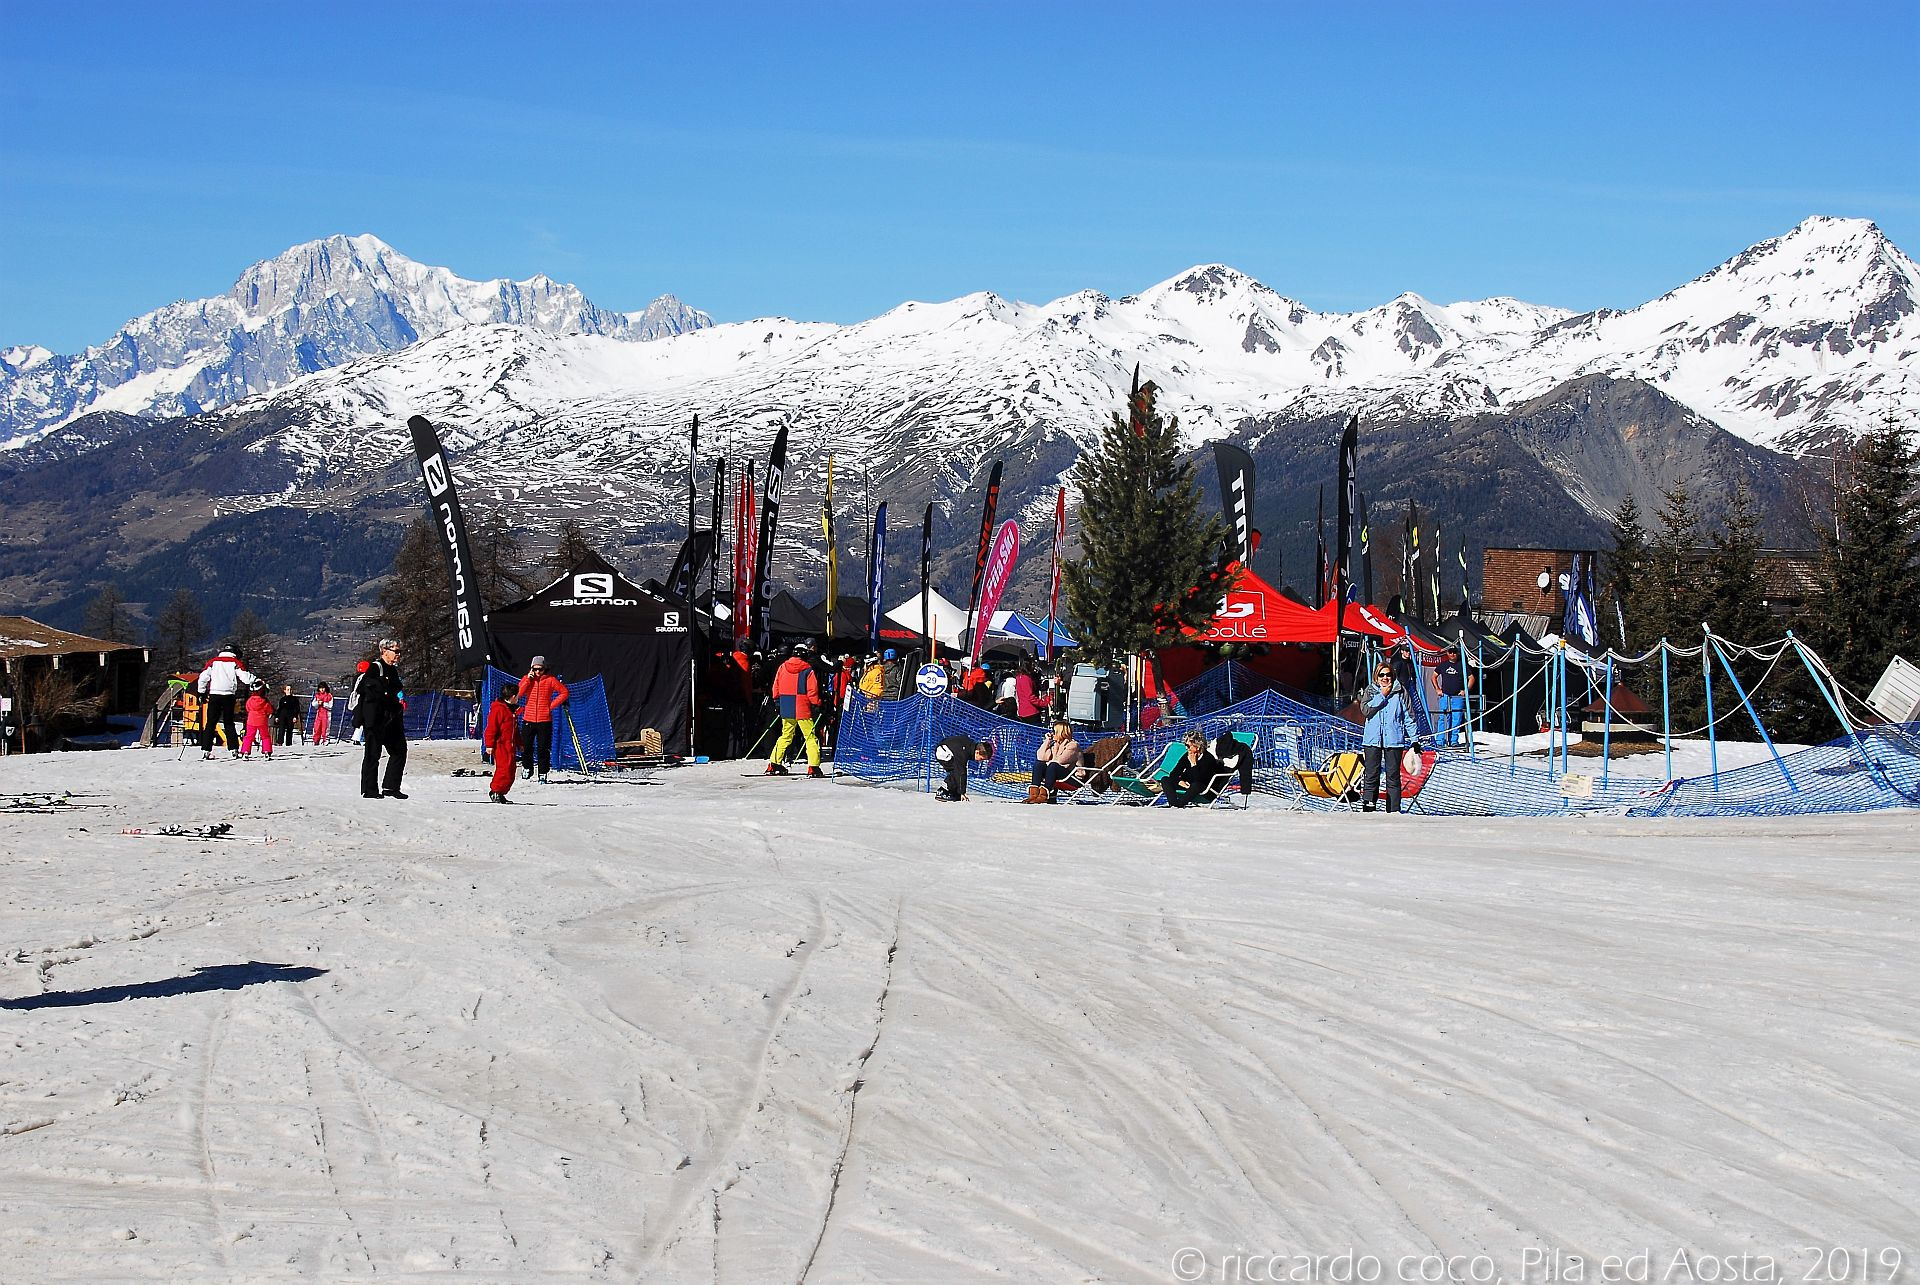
top-left (478, 666), bottom-right (618, 771)
top-left (302, 692), bottom-right (476, 744)
top-left (1171, 660), bottom-right (1336, 718)
top-left (834, 692), bottom-right (1920, 818)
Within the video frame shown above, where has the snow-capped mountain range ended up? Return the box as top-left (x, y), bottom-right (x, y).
top-left (0, 217), bottom-right (1911, 645)
top-left (0, 234), bottom-right (710, 450)
top-left (5, 218), bottom-right (1914, 472)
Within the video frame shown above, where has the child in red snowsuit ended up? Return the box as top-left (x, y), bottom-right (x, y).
top-left (311, 683), bottom-right (333, 744)
top-left (484, 691), bottom-right (519, 803)
top-left (240, 683), bottom-right (274, 758)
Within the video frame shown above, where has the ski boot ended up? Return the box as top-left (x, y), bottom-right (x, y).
top-left (765, 763), bottom-right (790, 776)
top-left (807, 766), bottom-right (825, 779)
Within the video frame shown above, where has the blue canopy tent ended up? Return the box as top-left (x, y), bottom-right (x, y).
top-left (1021, 614), bottom-right (1079, 650)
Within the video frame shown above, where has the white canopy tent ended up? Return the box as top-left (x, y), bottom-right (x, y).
top-left (885, 589), bottom-right (971, 650)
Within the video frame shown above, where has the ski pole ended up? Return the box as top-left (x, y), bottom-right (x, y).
top-left (744, 715), bottom-right (783, 759)
top-left (563, 704), bottom-right (591, 775)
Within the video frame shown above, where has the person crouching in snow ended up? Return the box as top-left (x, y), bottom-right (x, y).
top-left (240, 681), bottom-right (274, 758)
top-left (484, 690), bottom-right (520, 803)
top-left (933, 736), bottom-right (994, 801)
top-left (765, 641), bottom-right (825, 777)
top-left (1026, 720), bottom-right (1079, 803)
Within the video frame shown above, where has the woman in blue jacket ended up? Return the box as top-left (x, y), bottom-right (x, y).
top-left (1359, 659), bottom-right (1421, 813)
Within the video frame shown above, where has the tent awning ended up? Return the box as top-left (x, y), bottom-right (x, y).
top-left (1188, 566), bottom-right (1444, 651)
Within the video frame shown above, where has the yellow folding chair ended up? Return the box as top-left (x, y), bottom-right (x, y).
top-left (1291, 750), bottom-right (1364, 806)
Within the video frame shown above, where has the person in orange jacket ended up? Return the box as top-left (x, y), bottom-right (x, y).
top-left (765, 641), bottom-right (824, 777)
top-left (484, 690), bottom-right (519, 803)
top-left (515, 656), bottom-right (570, 783)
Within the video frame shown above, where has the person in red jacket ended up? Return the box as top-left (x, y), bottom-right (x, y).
top-left (515, 656), bottom-right (570, 783)
top-left (765, 641), bottom-right (824, 777)
top-left (239, 681), bottom-right (274, 758)
top-left (484, 690), bottom-right (519, 803)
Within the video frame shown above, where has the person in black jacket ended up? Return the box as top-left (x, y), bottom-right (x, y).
top-left (933, 735), bottom-right (994, 801)
top-left (274, 684), bottom-right (302, 747)
top-left (1163, 730), bottom-right (1224, 809)
top-left (354, 639), bottom-right (409, 799)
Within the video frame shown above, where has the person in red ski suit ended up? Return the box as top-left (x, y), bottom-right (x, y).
top-left (311, 683), bottom-right (334, 744)
top-left (240, 682), bottom-right (274, 758)
top-left (484, 691), bottom-right (519, 803)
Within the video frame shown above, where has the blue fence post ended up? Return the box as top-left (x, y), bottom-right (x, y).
top-left (1661, 641), bottom-right (1672, 782)
top-left (1508, 641), bottom-right (1521, 776)
top-left (1702, 625), bottom-right (1719, 790)
top-left (1789, 631), bottom-right (1890, 792)
top-left (1601, 654), bottom-right (1614, 787)
top-left (1709, 633), bottom-right (1795, 793)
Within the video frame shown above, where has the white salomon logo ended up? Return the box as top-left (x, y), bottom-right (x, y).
top-left (573, 573), bottom-right (614, 598)
top-left (422, 453), bottom-right (450, 498)
top-left (662, 611), bottom-right (681, 628)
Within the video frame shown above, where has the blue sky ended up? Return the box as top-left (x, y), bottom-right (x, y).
top-left (3, 1), bottom-right (1916, 352)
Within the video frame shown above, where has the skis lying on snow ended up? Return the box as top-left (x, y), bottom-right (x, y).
top-left (4, 791), bottom-right (84, 811)
top-left (120, 824), bottom-right (278, 845)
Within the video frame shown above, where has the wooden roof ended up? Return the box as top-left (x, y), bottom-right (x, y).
top-left (0, 615), bottom-right (143, 662)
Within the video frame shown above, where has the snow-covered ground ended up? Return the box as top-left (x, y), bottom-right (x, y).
top-left (3, 742), bottom-right (1916, 1282)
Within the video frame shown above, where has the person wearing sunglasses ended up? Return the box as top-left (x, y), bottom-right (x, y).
top-left (1359, 658), bottom-right (1421, 813)
top-left (516, 656), bottom-right (571, 784)
top-left (356, 638), bottom-right (410, 799)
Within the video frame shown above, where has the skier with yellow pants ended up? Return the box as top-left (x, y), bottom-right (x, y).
top-left (765, 641), bottom-right (825, 778)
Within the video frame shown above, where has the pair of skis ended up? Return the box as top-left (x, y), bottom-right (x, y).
top-left (120, 823), bottom-right (278, 845)
top-left (1, 790), bottom-right (107, 812)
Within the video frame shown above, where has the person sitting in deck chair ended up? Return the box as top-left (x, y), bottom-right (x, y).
top-left (1026, 720), bottom-right (1079, 803)
top-left (1163, 729), bottom-right (1225, 809)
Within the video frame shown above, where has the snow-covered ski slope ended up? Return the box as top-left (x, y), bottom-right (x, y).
top-left (2, 743), bottom-right (1916, 1280)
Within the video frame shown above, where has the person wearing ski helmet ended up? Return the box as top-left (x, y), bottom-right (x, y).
top-left (240, 680), bottom-right (275, 758)
top-left (195, 647), bottom-right (256, 759)
top-left (765, 641), bottom-right (824, 777)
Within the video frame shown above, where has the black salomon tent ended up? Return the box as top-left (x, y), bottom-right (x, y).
top-left (487, 551), bottom-right (702, 753)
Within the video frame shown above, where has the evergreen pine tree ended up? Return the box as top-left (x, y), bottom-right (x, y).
top-left (1062, 377), bottom-right (1234, 660)
top-left (1642, 484), bottom-right (1704, 647)
top-left (1642, 484), bottom-right (1708, 729)
top-left (227, 608), bottom-right (285, 688)
top-left (1703, 484), bottom-right (1771, 645)
top-left (146, 588), bottom-right (206, 701)
top-left (542, 519), bottom-right (598, 576)
top-left (1815, 419), bottom-right (1920, 696)
top-left (1700, 483), bottom-right (1778, 736)
top-left (471, 506), bottom-right (535, 607)
top-left (374, 519), bottom-right (458, 690)
top-left (83, 585), bottom-right (135, 644)
top-left (1602, 494), bottom-right (1647, 649)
